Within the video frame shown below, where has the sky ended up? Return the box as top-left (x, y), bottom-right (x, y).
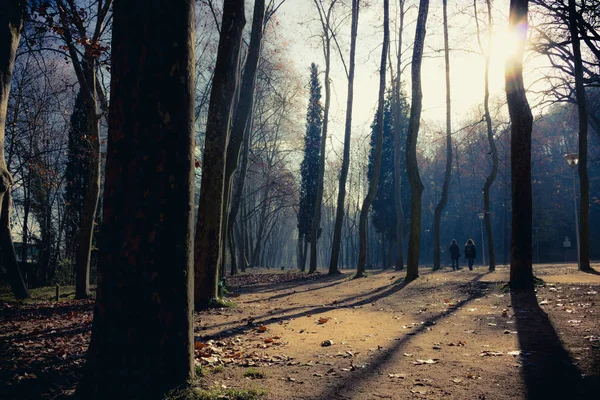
top-left (276, 0), bottom-right (548, 149)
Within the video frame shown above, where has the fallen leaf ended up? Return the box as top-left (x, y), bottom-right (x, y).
top-left (413, 359), bottom-right (439, 365)
top-left (257, 325), bottom-right (267, 332)
top-left (388, 373), bottom-right (406, 379)
top-left (318, 317), bottom-right (330, 324)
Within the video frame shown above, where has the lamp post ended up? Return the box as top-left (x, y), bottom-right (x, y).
top-left (478, 212), bottom-right (485, 266)
top-left (564, 153), bottom-right (580, 269)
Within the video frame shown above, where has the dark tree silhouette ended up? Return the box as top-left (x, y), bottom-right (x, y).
top-left (506, 0), bottom-right (534, 290)
top-left (76, 0), bottom-right (195, 398)
top-left (64, 91), bottom-right (90, 259)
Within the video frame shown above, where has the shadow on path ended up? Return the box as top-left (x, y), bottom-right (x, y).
top-left (511, 289), bottom-right (600, 399)
top-left (202, 276), bottom-right (415, 340)
top-left (312, 275), bottom-right (492, 399)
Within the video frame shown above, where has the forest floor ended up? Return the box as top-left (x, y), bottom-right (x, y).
top-left (1, 263), bottom-right (600, 400)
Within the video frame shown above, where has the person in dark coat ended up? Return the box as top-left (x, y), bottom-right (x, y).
top-left (449, 239), bottom-right (460, 270)
top-left (465, 239), bottom-right (476, 270)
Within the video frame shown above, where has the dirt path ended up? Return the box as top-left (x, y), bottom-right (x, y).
top-left (195, 264), bottom-right (600, 399)
top-left (1, 264), bottom-right (599, 399)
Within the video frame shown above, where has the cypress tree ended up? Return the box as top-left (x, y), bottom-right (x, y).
top-left (298, 64), bottom-right (323, 252)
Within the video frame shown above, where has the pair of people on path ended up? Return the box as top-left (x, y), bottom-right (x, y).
top-left (449, 239), bottom-right (477, 271)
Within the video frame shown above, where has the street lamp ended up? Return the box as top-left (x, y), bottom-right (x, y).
top-left (563, 153), bottom-right (580, 269)
top-left (478, 212), bottom-right (485, 266)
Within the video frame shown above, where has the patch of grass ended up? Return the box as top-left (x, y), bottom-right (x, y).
top-left (0, 284), bottom-right (86, 303)
top-left (211, 365), bottom-right (225, 374)
top-left (207, 297), bottom-right (237, 309)
top-left (243, 368), bottom-right (266, 379)
top-left (165, 385), bottom-right (266, 400)
top-left (195, 365), bottom-right (206, 377)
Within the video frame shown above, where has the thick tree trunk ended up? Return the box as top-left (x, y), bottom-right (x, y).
top-left (433, 0), bottom-right (452, 272)
top-left (568, 0), bottom-right (591, 271)
top-left (76, 0), bottom-right (195, 398)
top-left (506, 0), bottom-right (534, 290)
top-left (0, 0), bottom-right (28, 299)
top-left (405, 0), bottom-right (430, 282)
top-left (357, 0), bottom-right (389, 277)
top-left (329, 0), bottom-right (359, 275)
top-left (475, 0), bottom-right (498, 272)
top-left (194, 0), bottom-right (245, 307)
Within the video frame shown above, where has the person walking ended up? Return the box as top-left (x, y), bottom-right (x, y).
top-left (449, 239), bottom-right (460, 271)
top-left (465, 239), bottom-right (476, 271)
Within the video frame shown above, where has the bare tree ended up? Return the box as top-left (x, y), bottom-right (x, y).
top-left (0, 0), bottom-right (29, 299)
top-left (194, 0), bottom-right (245, 307)
top-left (568, 0), bottom-right (591, 271)
top-left (405, 0), bottom-right (429, 282)
top-left (329, 0), bottom-right (359, 275)
top-left (309, 0), bottom-right (337, 274)
top-left (432, 0), bottom-right (452, 271)
top-left (474, 0), bottom-right (498, 272)
top-left (356, 0), bottom-right (389, 278)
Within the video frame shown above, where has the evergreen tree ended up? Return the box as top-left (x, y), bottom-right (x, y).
top-left (298, 64), bottom-right (323, 245)
top-left (368, 91), bottom-right (410, 241)
top-left (64, 91), bottom-right (90, 258)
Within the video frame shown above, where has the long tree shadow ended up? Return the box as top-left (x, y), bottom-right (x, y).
top-left (243, 277), bottom-right (351, 304)
top-left (511, 289), bottom-right (600, 399)
top-left (313, 276), bottom-right (493, 399)
top-left (201, 276), bottom-right (415, 340)
top-left (230, 270), bottom-right (351, 295)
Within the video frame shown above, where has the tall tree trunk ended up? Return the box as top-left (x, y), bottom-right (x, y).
top-left (405, 0), bottom-right (430, 282)
top-left (506, 0), bottom-right (534, 290)
top-left (220, 0), bottom-right (265, 279)
top-left (393, 0), bottom-right (406, 272)
top-left (329, 0), bottom-right (359, 275)
top-left (194, 0), bottom-right (245, 307)
top-left (475, 0), bottom-right (498, 272)
top-left (76, 0), bottom-right (195, 397)
top-left (0, 0), bottom-right (28, 299)
top-left (75, 61), bottom-right (100, 299)
top-left (568, 0), bottom-right (590, 271)
top-left (433, 0), bottom-right (452, 271)
top-left (356, 0), bottom-right (389, 277)
top-left (309, 0), bottom-right (336, 274)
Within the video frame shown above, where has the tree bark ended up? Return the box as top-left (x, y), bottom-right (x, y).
top-left (568, 0), bottom-right (591, 271)
top-left (194, 0), bottom-right (245, 307)
top-left (329, 0), bottom-right (359, 275)
top-left (356, 0), bottom-right (389, 277)
top-left (405, 0), bottom-right (430, 282)
top-left (506, 0), bottom-right (534, 290)
top-left (310, 0), bottom-right (336, 274)
top-left (0, 0), bottom-right (29, 299)
top-left (433, 0), bottom-right (452, 271)
top-left (76, 0), bottom-right (195, 398)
